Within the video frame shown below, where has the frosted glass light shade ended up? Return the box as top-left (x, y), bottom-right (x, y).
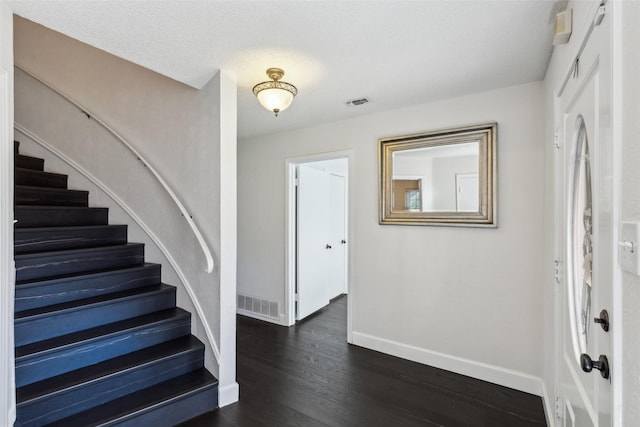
top-left (253, 68), bottom-right (297, 116)
top-left (256, 86), bottom-right (295, 114)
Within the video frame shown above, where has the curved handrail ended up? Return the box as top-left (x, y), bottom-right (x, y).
top-left (15, 123), bottom-right (221, 363)
top-left (15, 64), bottom-right (215, 274)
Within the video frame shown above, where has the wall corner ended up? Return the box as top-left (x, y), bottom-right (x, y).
top-left (0, 3), bottom-right (16, 425)
top-left (218, 68), bottom-right (239, 405)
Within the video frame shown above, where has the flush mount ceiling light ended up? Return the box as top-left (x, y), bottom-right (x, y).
top-left (253, 68), bottom-right (298, 117)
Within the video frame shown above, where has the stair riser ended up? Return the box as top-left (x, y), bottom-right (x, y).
top-left (15, 264), bottom-right (161, 312)
top-left (14, 226), bottom-right (128, 254)
top-left (12, 150), bottom-right (219, 424)
top-left (46, 369), bottom-right (218, 427)
top-left (16, 350), bottom-right (204, 426)
top-left (15, 245), bottom-right (144, 282)
top-left (15, 314), bottom-right (192, 387)
top-left (15, 287), bottom-right (176, 346)
top-left (15, 168), bottom-right (68, 189)
top-left (15, 207), bottom-right (109, 228)
top-left (108, 385), bottom-right (219, 427)
top-left (15, 155), bottom-right (44, 171)
top-left (15, 186), bottom-right (88, 207)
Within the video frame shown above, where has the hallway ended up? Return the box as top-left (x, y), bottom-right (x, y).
top-left (182, 297), bottom-right (547, 426)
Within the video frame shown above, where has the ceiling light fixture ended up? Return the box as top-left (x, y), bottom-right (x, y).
top-left (253, 68), bottom-right (298, 117)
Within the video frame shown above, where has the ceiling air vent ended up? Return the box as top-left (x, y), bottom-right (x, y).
top-left (346, 97), bottom-right (369, 106)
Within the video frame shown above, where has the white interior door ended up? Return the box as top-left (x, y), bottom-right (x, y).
top-left (555, 5), bottom-right (612, 426)
top-left (296, 164), bottom-right (331, 320)
top-left (329, 174), bottom-right (346, 298)
top-left (455, 173), bottom-right (478, 212)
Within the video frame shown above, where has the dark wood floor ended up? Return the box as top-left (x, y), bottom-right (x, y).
top-left (180, 296), bottom-right (547, 427)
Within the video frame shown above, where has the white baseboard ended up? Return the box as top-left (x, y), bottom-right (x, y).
top-left (351, 331), bottom-right (544, 397)
top-left (218, 382), bottom-right (239, 407)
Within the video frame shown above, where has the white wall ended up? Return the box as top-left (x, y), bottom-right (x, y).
top-left (239, 82), bottom-right (546, 392)
top-left (0, 3), bottom-right (15, 425)
top-left (12, 16), bottom-right (238, 404)
top-left (217, 68), bottom-right (239, 405)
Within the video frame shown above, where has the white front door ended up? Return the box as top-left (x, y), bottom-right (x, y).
top-left (555, 4), bottom-right (613, 426)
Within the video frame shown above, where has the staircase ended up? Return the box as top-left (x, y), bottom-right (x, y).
top-left (13, 140), bottom-right (218, 426)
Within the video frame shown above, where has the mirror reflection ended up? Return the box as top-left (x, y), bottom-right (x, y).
top-left (379, 123), bottom-right (497, 227)
top-left (392, 142), bottom-right (479, 212)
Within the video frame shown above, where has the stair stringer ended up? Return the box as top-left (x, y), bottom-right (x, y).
top-left (14, 126), bottom-right (221, 378)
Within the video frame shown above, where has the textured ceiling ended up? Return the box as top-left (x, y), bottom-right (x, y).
top-left (9, 1), bottom-right (559, 139)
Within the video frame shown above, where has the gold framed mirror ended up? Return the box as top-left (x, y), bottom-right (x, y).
top-left (379, 122), bottom-right (497, 227)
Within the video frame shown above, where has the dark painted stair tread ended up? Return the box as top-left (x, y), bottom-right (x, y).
top-left (15, 154), bottom-right (44, 171)
top-left (15, 308), bottom-right (192, 387)
top-left (14, 224), bottom-right (128, 254)
top-left (14, 284), bottom-right (176, 346)
top-left (15, 167), bottom-right (68, 189)
top-left (15, 140), bottom-right (19, 153)
top-left (14, 243), bottom-right (145, 281)
top-left (15, 206), bottom-right (109, 227)
top-left (12, 145), bottom-right (218, 424)
top-left (15, 263), bottom-right (161, 312)
top-left (15, 185), bottom-right (89, 207)
top-left (18, 335), bottom-right (204, 403)
top-left (15, 337), bottom-right (206, 425)
top-left (16, 308), bottom-right (191, 359)
top-left (15, 283), bottom-right (173, 319)
top-left (48, 368), bottom-right (218, 427)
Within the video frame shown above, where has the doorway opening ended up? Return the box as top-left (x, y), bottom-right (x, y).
top-left (285, 150), bottom-right (352, 342)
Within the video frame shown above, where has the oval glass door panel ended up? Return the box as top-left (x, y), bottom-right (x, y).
top-left (567, 115), bottom-right (592, 361)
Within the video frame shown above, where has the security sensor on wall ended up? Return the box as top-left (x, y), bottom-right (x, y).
top-left (553, 8), bottom-right (572, 45)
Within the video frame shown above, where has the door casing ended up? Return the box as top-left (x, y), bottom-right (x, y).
top-left (285, 150), bottom-right (352, 341)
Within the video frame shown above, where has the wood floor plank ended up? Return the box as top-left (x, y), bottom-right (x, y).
top-left (180, 296), bottom-right (547, 427)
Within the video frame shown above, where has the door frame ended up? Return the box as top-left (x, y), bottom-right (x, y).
top-left (285, 150), bottom-right (353, 341)
top-left (610, 2), bottom-right (623, 424)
